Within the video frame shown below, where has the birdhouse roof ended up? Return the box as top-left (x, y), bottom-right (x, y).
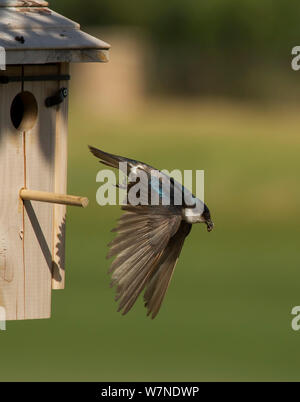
top-left (0, 0), bottom-right (110, 64)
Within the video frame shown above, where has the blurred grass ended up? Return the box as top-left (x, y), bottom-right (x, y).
top-left (1, 99), bottom-right (300, 381)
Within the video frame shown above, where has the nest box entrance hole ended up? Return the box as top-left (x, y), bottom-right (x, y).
top-left (10, 91), bottom-right (38, 131)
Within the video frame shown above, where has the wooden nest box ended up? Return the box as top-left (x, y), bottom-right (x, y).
top-left (0, 0), bottom-right (110, 320)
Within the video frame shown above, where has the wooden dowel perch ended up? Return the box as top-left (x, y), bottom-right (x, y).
top-left (20, 188), bottom-right (89, 208)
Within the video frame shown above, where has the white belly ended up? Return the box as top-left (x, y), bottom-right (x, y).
top-left (183, 208), bottom-right (204, 224)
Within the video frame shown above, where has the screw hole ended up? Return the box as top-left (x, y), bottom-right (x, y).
top-left (15, 36), bottom-right (25, 44)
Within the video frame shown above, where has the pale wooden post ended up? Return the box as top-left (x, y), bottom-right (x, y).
top-left (0, 0), bottom-right (110, 320)
top-left (0, 66), bottom-right (25, 320)
top-left (52, 63), bottom-right (69, 289)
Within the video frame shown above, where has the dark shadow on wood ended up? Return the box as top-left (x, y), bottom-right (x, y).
top-left (23, 64), bottom-right (57, 162)
top-left (0, 66), bottom-right (23, 144)
top-left (24, 200), bottom-right (61, 281)
top-left (52, 215), bottom-right (66, 282)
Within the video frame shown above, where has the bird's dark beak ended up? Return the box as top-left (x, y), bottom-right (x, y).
top-left (206, 220), bottom-right (214, 232)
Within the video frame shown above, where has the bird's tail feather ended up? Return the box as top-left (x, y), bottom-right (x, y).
top-left (88, 145), bottom-right (125, 169)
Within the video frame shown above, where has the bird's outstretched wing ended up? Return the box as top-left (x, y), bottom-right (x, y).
top-left (89, 145), bottom-right (192, 317)
top-left (144, 220), bottom-right (192, 318)
top-left (108, 205), bottom-right (191, 317)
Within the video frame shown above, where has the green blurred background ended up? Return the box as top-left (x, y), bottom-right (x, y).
top-left (1, 0), bottom-right (300, 381)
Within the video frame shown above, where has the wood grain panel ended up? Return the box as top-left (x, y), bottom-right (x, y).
top-left (0, 66), bottom-right (25, 320)
top-left (52, 63), bottom-right (69, 289)
top-left (23, 64), bottom-right (58, 319)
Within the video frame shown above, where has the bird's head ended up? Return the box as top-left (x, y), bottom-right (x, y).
top-left (202, 204), bottom-right (214, 232)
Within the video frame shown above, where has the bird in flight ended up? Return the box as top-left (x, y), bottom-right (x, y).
top-left (89, 146), bottom-right (214, 318)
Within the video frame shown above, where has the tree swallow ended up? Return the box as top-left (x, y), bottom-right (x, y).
top-left (89, 146), bottom-right (214, 318)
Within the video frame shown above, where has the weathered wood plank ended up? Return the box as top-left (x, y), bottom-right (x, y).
top-left (0, 65), bottom-right (25, 320)
top-left (6, 49), bottom-right (109, 65)
top-left (23, 64), bottom-right (58, 319)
